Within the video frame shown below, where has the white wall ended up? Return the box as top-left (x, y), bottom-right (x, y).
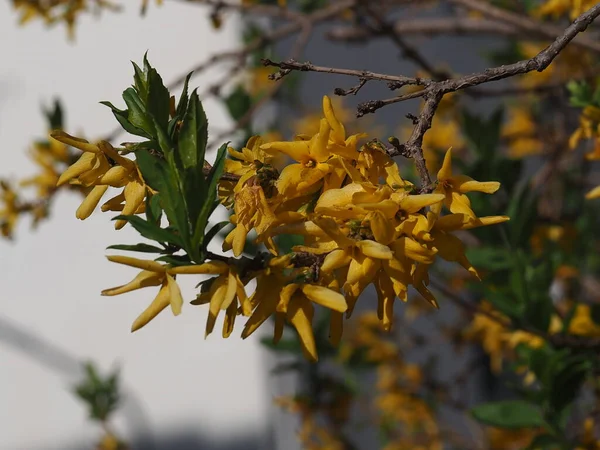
top-left (0, 3), bottom-right (275, 449)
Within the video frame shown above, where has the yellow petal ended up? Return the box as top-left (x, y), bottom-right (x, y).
top-left (51, 131), bottom-right (100, 154)
top-left (169, 261), bottom-right (229, 275)
top-left (224, 223), bottom-right (247, 257)
top-left (205, 275), bottom-right (229, 338)
top-left (393, 237), bottom-right (437, 264)
top-left (222, 299), bottom-right (237, 338)
top-left (435, 214), bottom-right (510, 231)
top-left (437, 147), bottom-right (453, 181)
top-left (586, 185), bottom-right (600, 199)
top-left (101, 270), bottom-right (163, 296)
top-left (167, 274), bottom-right (183, 315)
top-left (315, 183), bottom-right (365, 215)
top-left (415, 283), bottom-right (439, 309)
top-left (273, 311), bottom-right (286, 344)
top-left (431, 231), bottom-right (480, 279)
top-left (355, 240), bottom-right (393, 260)
top-left (98, 165), bottom-right (130, 187)
top-left (276, 163), bottom-right (325, 197)
top-left (369, 211), bottom-right (394, 244)
top-left (287, 294), bottom-right (317, 362)
top-left (309, 118), bottom-right (331, 162)
top-left (375, 271), bottom-right (396, 331)
top-left (261, 140), bottom-right (310, 163)
top-left (323, 95), bottom-right (346, 144)
top-left (447, 191), bottom-right (476, 217)
top-left (101, 192), bottom-right (125, 212)
top-left (57, 152), bottom-right (96, 186)
top-left (346, 256), bottom-right (364, 286)
top-left (120, 179), bottom-right (146, 217)
top-left (322, 249), bottom-right (352, 272)
top-left (301, 284), bottom-right (347, 313)
top-left (396, 193), bottom-right (445, 214)
top-left (452, 174), bottom-right (500, 194)
top-left (242, 277), bottom-right (281, 338)
top-left (220, 270), bottom-right (239, 311)
top-left (131, 283), bottom-right (170, 332)
top-left (76, 185), bottom-right (108, 220)
top-left (106, 255), bottom-right (166, 273)
top-left (278, 284), bottom-right (299, 314)
top-left (312, 217), bottom-right (355, 249)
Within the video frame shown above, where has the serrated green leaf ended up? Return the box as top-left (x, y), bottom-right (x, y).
top-left (145, 193), bottom-right (163, 225)
top-left (123, 88), bottom-right (154, 136)
top-left (147, 65), bottom-right (170, 133)
top-left (471, 400), bottom-right (546, 429)
top-left (178, 89), bottom-right (208, 171)
top-left (113, 214), bottom-right (183, 247)
top-left (192, 143), bottom-right (228, 249)
top-left (135, 150), bottom-right (190, 252)
top-left (107, 243), bottom-right (165, 253)
top-left (100, 101), bottom-right (151, 139)
top-left (132, 61), bottom-right (149, 101)
top-left (176, 72), bottom-right (193, 119)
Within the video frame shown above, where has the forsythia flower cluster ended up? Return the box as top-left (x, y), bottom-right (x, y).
top-left (55, 96), bottom-right (508, 361)
top-left (11, 0), bottom-right (161, 36)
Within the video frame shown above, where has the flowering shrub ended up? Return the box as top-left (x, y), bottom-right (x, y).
top-left (6, 1), bottom-right (600, 449)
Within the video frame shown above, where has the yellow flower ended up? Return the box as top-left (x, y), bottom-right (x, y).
top-left (184, 261), bottom-right (250, 338)
top-left (242, 258), bottom-right (347, 362)
top-left (502, 106), bottom-right (543, 159)
top-left (534, 0), bottom-right (597, 20)
top-left (262, 96), bottom-right (364, 199)
top-left (434, 148), bottom-right (500, 218)
top-left (51, 131), bottom-right (147, 229)
top-left (0, 181), bottom-right (20, 239)
top-left (101, 255), bottom-right (184, 332)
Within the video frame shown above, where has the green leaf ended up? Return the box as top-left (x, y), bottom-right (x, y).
top-left (484, 289), bottom-right (524, 321)
top-left (132, 61), bottom-right (149, 101)
top-left (276, 234), bottom-right (304, 254)
top-left (225, 85), bottom-right (252, 122)
top-left (100, 101), bottom-right (151, 138)
top-left (107, 243), bottom-right (165, 253)
top-left (506, 181), bottom-right (538, 247)
top-left (146, 63), bottom-right (170, 133)
top-left (466, 247), bottom-right (511, 271)
top-left (176, 72), bottom-right (193, 119)
top-left (550, 356), bottom-right (592, 411)
top-left (73, 362), bottom-right (120, 422)
top-left (192, 143), bottom-right (228, 249)
top-left (155, 254), bottom-right (192, 266)
top-left (135, 151), bottom-right (191, 252)
top-left (113, 215), bottom-right (183, 247)
top-left (122, 88), bottom-right (154, 136)
top-left (204, 221), bottom-right (231, 248)
top-left (260, 336), bottom-right (303, 355)
top-left (471, 400), bottom-right (546, 429)
top-left (178, 89), bottom-right (209, 171)
top-left (145, 193), bottom-right (163, 225)
top-left (461, 107), bottom-right (503, 162)
top-left (44, 99), bottom-right (64, 130)
top-left (152, 116), bottom-right (174, 155)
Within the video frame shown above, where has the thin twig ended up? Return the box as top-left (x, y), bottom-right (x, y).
top-left (449, 0), bottom-right (600, 54)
